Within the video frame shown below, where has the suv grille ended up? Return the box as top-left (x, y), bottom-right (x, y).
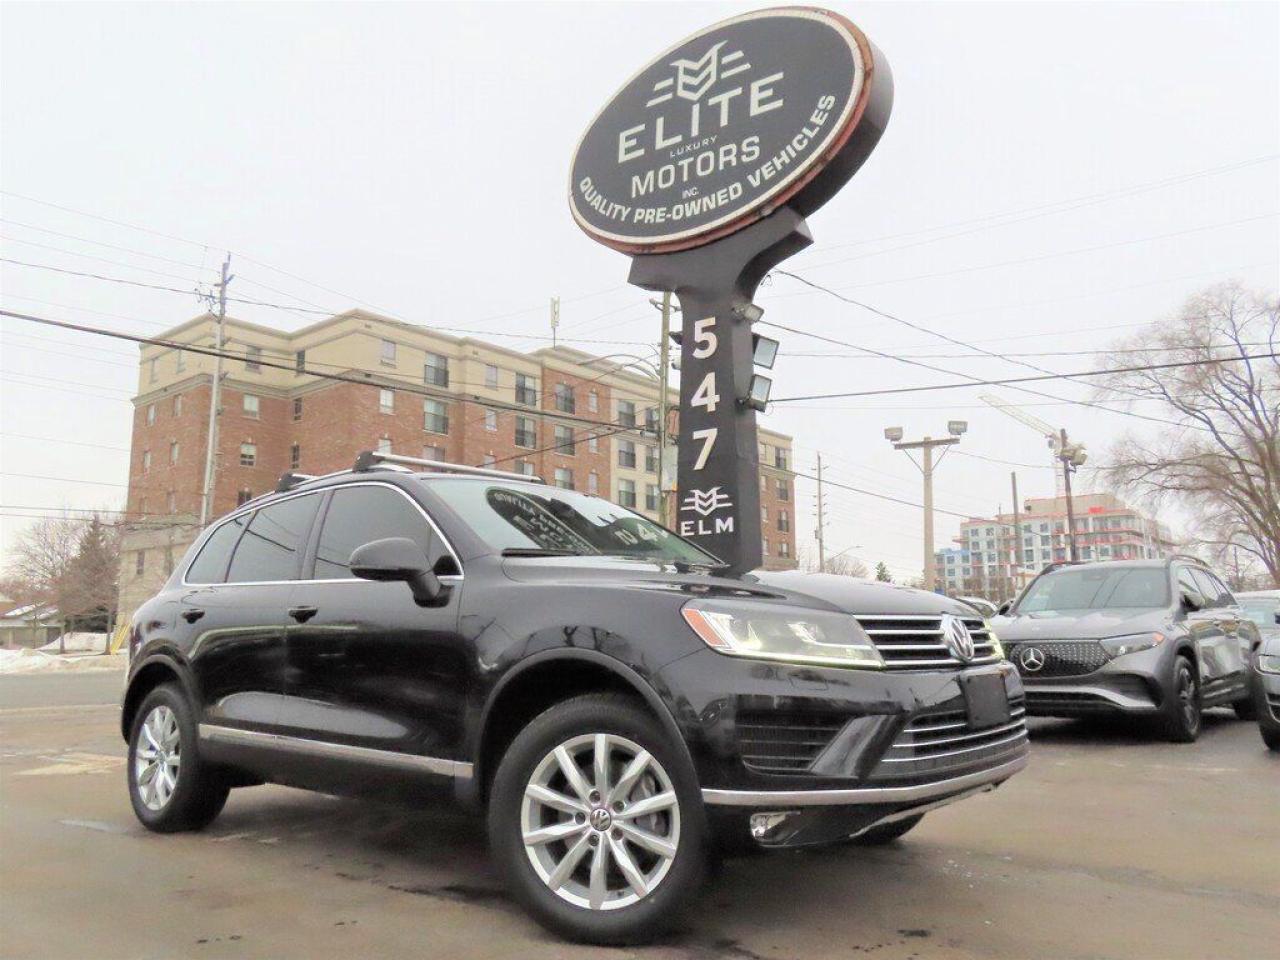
top-left (854, 615), bottom-right (1001, 669)
top-left (736, 712), bottom-right (847, 774)
top-left (1005, 640), bottom-right (1109, 677)
top-left (872, 697), bottom-right (1027, 780)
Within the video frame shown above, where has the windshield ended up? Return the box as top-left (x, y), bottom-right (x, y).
top-left (1015, 566), bottom-right (1170, 614)
top-left (1240, 600), bottom-right (1280, 629)
top-left (422, 478), bottom-right (721, 565)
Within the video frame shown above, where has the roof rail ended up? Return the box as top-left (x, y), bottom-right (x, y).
top-left (1039, 560), bottom-right (1086, 574)
top-left (1169, 553), bottom-right (1207, 566)
top-left (352, 450), bottom-right (545, 484)
top-left (275, 472), bottom-right (318, 493)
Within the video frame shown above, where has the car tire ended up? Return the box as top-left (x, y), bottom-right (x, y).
top-left (1263, 728), bottom-right (1280, 752)
top-left (852, 813), bottom-right (925, 845)
top-left (1232, 695), bottom-right (1257, 721)
top-left (487, 692), bottom-right (707, 945)
top-left (1161, 656), bottom-right (1201, 743)
top-left (127, 683), bottom-right (230, 833)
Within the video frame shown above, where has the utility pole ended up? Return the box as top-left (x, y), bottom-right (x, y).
top-left (1058, 427), bottom-right (1087, 563)
top-left (655, 291), bottom-right (674, 526)
top-left (550, 296), bottom-right (560, 347)
top-left (816, 452), bottom-right (827, 572)
top-left (1010, 472), bottom-right (1021, 594)
top-left (886, 421), bottom-right (967, 592)
top-left (199, 256), bottom-right (231, 527)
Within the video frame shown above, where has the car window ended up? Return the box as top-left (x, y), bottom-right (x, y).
top-left (1189, 569), bottom-right (1227, 609)
top-left (1240, 599), bottom-right (1280, 629)
top-left (225, 495), bottom-right (321, 583)
top-left (185, 515), bottom-right (249, 584)
top-left (313, 485), bottom-right (438, 580)
top-left (1203, 571), bottom-right (1234, 607)
top-left (1016, 566), bottom-right (1170, 613)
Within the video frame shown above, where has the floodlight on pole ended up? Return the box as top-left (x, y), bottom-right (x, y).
top-left (884, 426), bottom-right (904, 443)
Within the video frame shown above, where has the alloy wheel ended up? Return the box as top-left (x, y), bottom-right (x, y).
top-left (520, 733), bottom-right (680, 911)
top-left (135, 704), bottom-right (181, 811)
top-left (1178, 667), bottom-right (1199, 733)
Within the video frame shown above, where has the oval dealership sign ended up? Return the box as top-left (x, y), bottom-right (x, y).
top-left (569, 7), bottom-right (891, 254)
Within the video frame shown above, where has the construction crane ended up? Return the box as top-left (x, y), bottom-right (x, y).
top-left (979, 393), bottom-right (1067, 497)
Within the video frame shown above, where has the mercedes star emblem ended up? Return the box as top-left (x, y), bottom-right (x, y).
top-left (1019, 646), bottom-right (1047, 673)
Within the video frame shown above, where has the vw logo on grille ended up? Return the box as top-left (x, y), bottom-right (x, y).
top-left (1019, 646), bottom-right (1047, 672)
top-left (940, 614), bottom-right (975, 661)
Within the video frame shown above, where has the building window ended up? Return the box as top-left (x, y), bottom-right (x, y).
top-left (762, 505), bottom-right (769, 522)
top-left (554, 383), bottom-right (576, 414)
top-left (290, 443), bottom-right (300, 470)
top-left (377, 437), bottom-right (392, 454)
top-left (777, 478), bottom-right (789, 501)
top-left (245, 345), bottom-right (262, 372)
top-left (482, 453), bottom-right (496, 467)
top-left (142, 449), bottom-right (151, 472)
top-left (554, 424), bottom-right (575, 455)
top-left (554, 467), bottom-right (574, 490)
top-left (423, 444), bottom-right (446, 461)
top-left (166, 490), bottom-right (176, 514)
top-left (588, 390), bottom-right (599, 413)
top-left (173, 395), bottom-right (183, 417)
top-left (423, 352), bottom-right (449, 387)
top-left (515, 373), bottom-right (538, 406)
top-left (617, 399), bottom-right (636, 427)
top-left (587, 471), bottom-right (599, 495)
top-left (169, 441), bottom-right (179, 465)
top-left (762, 538), bottom-right (770, 557)
top-left (243, 394), bottom-right (260, 419)
top-left (423, 399), bottom-right (448, 435)
top-left (380, 339), bottom-right (396, 365)
top-left (237, 488), bottom-right (252, 506)
top-left (645, 483), bottom-right (660, 512)
top-left (645, 408), bottom-right (659, 432)
top-left (779, 541), bottom-right (791, 559)
top-left (175, 351), bottom-right (185, 373)
top-left (617, 478), bottom-right (637, 508)
top-left (515, 416), bottom-right (536, 449)
top-left (644, 445), bottom-right (659, 473)
top-left (484, 410), bottom-right (498, 432)
top-left (146, 404), bottom-right (156, 426)
top-left (618, 439), bottom-right (636, 469)
top-left (516, 460), bottom-right (534, 477)
top-left (379, 389), bottom-right (395, 414)
top-left (135, 550), bottom-right (145, 575)
top-left (778, 510), bottom-right (790, 533)
top-left (588, 435), bottom-right (599, 454)
top-left (485, 364), bottom-right (499, 389)
top-left (292, 397), bottom-right (303, 421)
top-left (774, 448), bottom-right (789, 470)
top-left (295, 350), bottom-right (306, 373)
top-left (240, 443), bottom-right (257, 467)
top-left (149, 358), bottom-right (157, 383)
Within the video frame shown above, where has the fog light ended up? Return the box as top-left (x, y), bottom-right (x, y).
top-left (749, 811), bottom-right (798, 840)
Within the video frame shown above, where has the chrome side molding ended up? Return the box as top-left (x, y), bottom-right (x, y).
top-left (198, 724), bottom-right (474, 780)
top-left (701, 752), bottom-right (1028, 807)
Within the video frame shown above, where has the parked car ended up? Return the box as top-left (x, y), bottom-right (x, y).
top-left (121, 451), bottom-right (1027, 944)
top-left (1239, 590), bottom-right (1280, 751)
top-left (1236, 590), bottom-right (1280, 643)
top-left (992, 559), bottom-right (1260, 742)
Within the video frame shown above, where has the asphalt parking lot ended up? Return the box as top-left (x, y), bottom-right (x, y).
top-left (1, 671), bottom-right (1276, 960)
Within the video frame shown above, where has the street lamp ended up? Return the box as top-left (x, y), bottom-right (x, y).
top-left (1057, 429), bottom-right (1087, 562)
top-left (887, 425), bottom-right (965, 592)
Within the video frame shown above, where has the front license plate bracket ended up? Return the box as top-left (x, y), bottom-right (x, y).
top-left (962, 671), bottom-right (1011, 729)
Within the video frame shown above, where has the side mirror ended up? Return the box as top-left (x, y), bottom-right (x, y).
top-left (1273, 611), bottom-right (1280, 626)
top-left (1180, 588), bottom-right (1205, 613)
top-left (349, 537), bottom-right (443, 606)
top-left (997, 600), bottom-right (1012, 616)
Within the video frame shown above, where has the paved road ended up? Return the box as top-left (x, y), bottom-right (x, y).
top-left (2, 671), bottom-right (1277, 960)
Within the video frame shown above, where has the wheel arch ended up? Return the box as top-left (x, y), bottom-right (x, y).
top-left (121, 654), bottom-right (196, 741)
top-left (467, 648), bottom-right (690, 807)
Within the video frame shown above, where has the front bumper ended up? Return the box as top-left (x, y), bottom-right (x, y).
top-left (1255, 664), bottom-right (1280, 734)
top-left (655, 649), bottom-right (1028, 843)
top-left (1001, 638), bottom-right (1169, 717)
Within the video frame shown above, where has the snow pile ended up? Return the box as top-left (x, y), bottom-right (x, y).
top-left (39, 632), bottom-right (111, 654)
top-left (0, 648), bottom-right (127, 674)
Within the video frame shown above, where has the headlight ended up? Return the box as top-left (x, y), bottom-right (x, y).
top-left (1257, 653), bottom-right (1280, 675)
top-left (987, 628), bottom-right (1005, 660)
top-left (681, 599), bottom-right (885, 669)
top-left (1100, 632), bottom-right (1165, 658)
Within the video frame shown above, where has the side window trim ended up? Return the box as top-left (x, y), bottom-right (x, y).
top-left (185, 511), bottom-right (254, 585)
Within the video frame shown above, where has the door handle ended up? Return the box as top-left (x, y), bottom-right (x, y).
top-left (288, 605), bottom-right (319, 624)
top-left (181, 608), bottom-right (205, 624)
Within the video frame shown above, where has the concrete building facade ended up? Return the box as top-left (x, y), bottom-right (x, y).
top-left (117, 309), bottom-right (796, 620)
top-left (935, 492), bottom-right (1177, 600)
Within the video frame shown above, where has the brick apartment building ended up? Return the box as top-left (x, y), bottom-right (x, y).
top-left (117, 309), bottom-right (797, 619)
top-left (934, 492), bottom-right (1177, 600)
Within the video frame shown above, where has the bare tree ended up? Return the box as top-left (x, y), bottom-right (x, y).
top-left (797, 547), bottom-right (869, 578)
top-left (1096, 283), bottom-right (1278, 585)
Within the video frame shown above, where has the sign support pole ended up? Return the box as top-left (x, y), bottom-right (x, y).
top-left (628, 208), bottom-right (812, 573)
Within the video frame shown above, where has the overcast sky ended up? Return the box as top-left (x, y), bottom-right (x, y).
top-left (2, 1), bottom-right (1277, 580)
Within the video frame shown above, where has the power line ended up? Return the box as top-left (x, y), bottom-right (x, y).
top-left (792, 468), bottom-right (973, 520)
top-left (0, 433), bottom-right (130, 452)
top-left (772, 351), bottom-right (1279, 402)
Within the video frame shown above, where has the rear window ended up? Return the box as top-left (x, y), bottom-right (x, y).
top-left (225, 495), bottom-right (320, 583)
top-left (185, 515), bottom-right (248, 584)
top-left (1016, 566), bottom-right (1170, 614)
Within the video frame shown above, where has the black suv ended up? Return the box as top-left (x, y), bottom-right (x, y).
top-left (122, 452), bottom-right (1027, 944)
top-left (993, 559), bottom-right (1261, 741)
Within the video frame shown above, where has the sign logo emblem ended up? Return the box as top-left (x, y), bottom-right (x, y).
top-left (680, 487), bottom-right (733, 517)
top-left (941, 614), bottom-right (976, 662)
top-left (1018, 646), bottom-right (1046, 673)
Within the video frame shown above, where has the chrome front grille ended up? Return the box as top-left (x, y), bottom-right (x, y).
top-left (872, 698), bottom-right (1028, 780)
top-left (854, 615), bottom-right (1001, 669)
top-left (1005, 640), bottom-right (1110, 677)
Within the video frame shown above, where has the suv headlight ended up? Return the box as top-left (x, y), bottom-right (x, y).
top-left (1257, 653), bottom-right (1280, 675)
top-left (1100, 632), bottom-right (1165, 658)
top-left (681, 599), bottom-right (885, 669)
top-left (987, 629), bottom-right (1005, 660)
